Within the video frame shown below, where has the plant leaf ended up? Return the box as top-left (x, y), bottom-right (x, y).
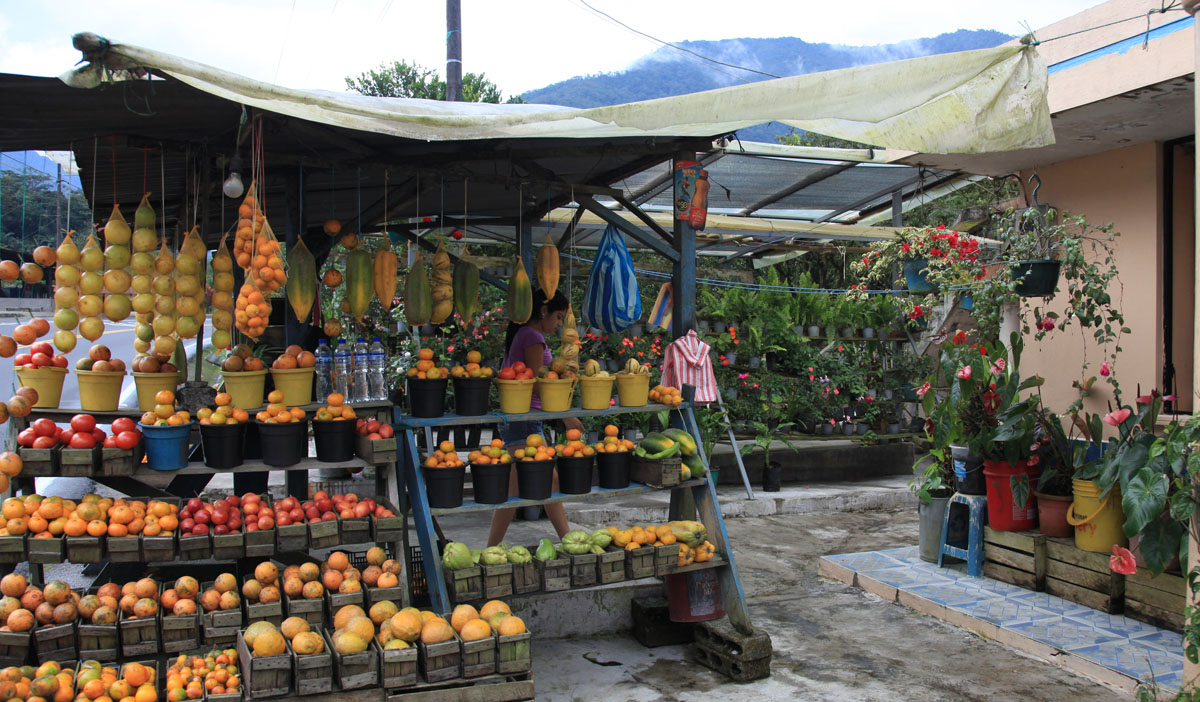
top-left (1138, 518), bottom-right (1183, 576)
top-left (1120, 465), bottom-right (1168, 539)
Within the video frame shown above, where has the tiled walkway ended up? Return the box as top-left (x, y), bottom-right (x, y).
top-left (819, 546), bottom-right (1185, 693)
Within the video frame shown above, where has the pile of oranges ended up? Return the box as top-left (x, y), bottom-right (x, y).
top-left (233, 185), bottom-right (286, 294)
top-left (270, 344), bottom-right (316, 370)
top-left (556, 428), bottom-right (596, 458)
top-left (75, 659), bottom-right (157, 702)
top-left (198, 393), bottom-right (250, 426)
top-left (649, 385), bottom-right (683, 406)
top-left (254, 390), bottom-right (308, 424)
top-left (513, 435), bottom-right (556, 462)
top-left (593, 425), bottom-right (635, 454)
top-left (233, 282), bottom-right (272, 340)
top-left (198, 573), bottom-right (242, 613)
top-left (0, 575), bottom-right (81, 631)
top-left (166, 650), bottom-right (238, 701)
top-left (140, 391), bottom-right (191, 427)
top-left (423, 441), bottom-right (464, 469)
top-left (0, 494), bottom-right (178, 539)
top-left (313, 393), bottom-right (355, 422)
top-left (449, 350), bottom-right (494, 379)
top-left (406, 348), bottom-right (448, 380)
top-left (467, 439), bottom-right (512, 466)
top-left (241, 561), bottom-right (283, 606)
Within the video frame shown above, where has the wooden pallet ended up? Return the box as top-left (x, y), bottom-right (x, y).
top-left (982, 528), bottom-right (1046, 592)
top-left (1044, 537), bottom-right (1124, 613)
top-left (1125, 568), bottom-right (1185, 633)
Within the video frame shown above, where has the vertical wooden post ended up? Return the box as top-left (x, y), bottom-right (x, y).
top-left (891, 190), bottom-right (903, 227)
top-left (672, 152), bottom-right (697, 339)
top-left (1184, 0), bottom-right (1200, 688)
top-left (445, 0), bottom-right (462, 102)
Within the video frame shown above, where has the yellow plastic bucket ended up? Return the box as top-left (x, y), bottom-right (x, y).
top-left (536, 378), bottom-right (576, 413)
top-left (495, 379), bottom-right (535, 414)
top-left (132, 372), bottom-right (180, 412)
top-left (615, 373), bottom-right (650, 407)
top-left (15, 366), bottom-right (68, 408)
top-left (270, 367), bottom-right (315, 407)
top-left (1067, 479), bottom-right (1128, 553)
top-left (76, 370), bottom-right (127, 412)
top-left (221, 370), bottom-right (268, 410)
top-left (579, 376), bottom-right (615, 410)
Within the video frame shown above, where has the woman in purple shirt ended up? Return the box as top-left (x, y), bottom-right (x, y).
top-left (488, 288), bottom-right (584, 546)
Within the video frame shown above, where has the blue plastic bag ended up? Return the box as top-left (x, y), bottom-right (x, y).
top-left (583, 225), bottom-right (641, 332)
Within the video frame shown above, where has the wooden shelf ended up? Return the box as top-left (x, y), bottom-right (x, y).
top-left (133, 456), bottom-right (369, 478)
top-left (428, 479), bottom-right (708, 516)
top-left (398, 402), bottom-right (687, 429)
top-left (24, 400), bottom-right (393, 421)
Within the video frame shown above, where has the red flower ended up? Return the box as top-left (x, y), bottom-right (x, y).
top-left (930, 248), bottom-right (943, 258)
top-left (979, 347), bottom-right (987, 356)
top-left (901, 243), bottom-right (911, 253)
top-left (952, 330), bottom-right (966, 345)
top-left (956, 366), bottom-right (972, 380)
top-left (981, 390), bottom-right (1001, 414)
top-left (1110, 545), bottom-right (1137, 575)
top-left (721, 359), bottom-right (729, 366)
top-left (1103, 408), bottom-right (1131, 426)
top-left (915, 381), bottom-right (931, 397)
top-left (936, 224), bottom-right (946, 230)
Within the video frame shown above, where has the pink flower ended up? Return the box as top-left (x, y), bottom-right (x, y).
top-left (737, 373), bottom-right (749, 380)
top-left (1028, 455), bottom-right (1040, 467)
top-left (915, 381), bottom-right (931, 397)
top-left (809, 375), bottom-right (815, 381)
top-left (752, 384), bottom-right (759, 389)
top-left (1100, 361), bottom-right (1111, 377)
top-left (956, 366), bottom-right (972, 380)
top-left (1110, 545), bottom-right (1137, 575)
top-left (609, 398), bottom-right (616, 407)
top-left (808, 367), bottom-right (814, 372)
top-left (837, 346), bottom-right (843, 352)
top-left (1103, 408), bottom-right (1131, 426)
top-left (990, 358), bottom-right (1006, 375)
top-left (833, 389), bottom-right (840, 395)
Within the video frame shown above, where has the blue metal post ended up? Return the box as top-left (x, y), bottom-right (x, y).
top-left (672, 152), bottom-right (697, 339)
top-left (403, 428), bottom-right (451, 613)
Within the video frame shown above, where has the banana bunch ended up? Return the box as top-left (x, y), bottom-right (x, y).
top-left (560, 306), bottom-right (580, 371)
top-left (430, 240), bottom-right (454, 324)
top-left (210, 235), bottom-right (235, 350)
top-left (622, 358), bottom-right (651, 375)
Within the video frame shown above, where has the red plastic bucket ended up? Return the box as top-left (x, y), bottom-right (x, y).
top-left (983, 459), bottom-right (1039, 531)
top-left (666, 568), bottom-right (725, 623)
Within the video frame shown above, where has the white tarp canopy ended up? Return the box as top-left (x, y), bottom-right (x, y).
top-left (65, 33), bottom-right (1054, 155)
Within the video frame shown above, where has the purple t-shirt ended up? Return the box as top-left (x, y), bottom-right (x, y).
top-left (504, 326), bottom-right (553, 409)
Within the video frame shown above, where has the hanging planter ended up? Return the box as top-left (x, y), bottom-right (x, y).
top-left (1011, 259), bottom-right (1062, 297)
top-left (903, 258), bottom-right (937, 294)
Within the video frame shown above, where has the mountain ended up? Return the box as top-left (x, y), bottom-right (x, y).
top-left (520, 29), bottom-right (1011, 142)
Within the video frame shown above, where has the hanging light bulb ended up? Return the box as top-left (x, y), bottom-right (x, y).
top-left (222, 155), bottom-right (244, 199)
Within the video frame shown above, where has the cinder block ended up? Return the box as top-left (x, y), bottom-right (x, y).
top-left (694, 618), bottom-right (772, 660)
top-left (692, 643), bottom-right (771, 683)
top-left (631, 596), bottom-right (694, 648)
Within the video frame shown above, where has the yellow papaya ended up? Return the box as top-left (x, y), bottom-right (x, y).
top-left (373, 238), bottom-right (398, 311)
top-left (453, 248), bottom-right (481, 323)
top-left (507, 265), bottom-right (532, 324)
top-left (345, 246), bottom-right (373, 319)
top-left (404, 253), bottom-right (432, 326)
top-left (536, 232), bottom-right (559, 297)
top-left (285, 237), bottom-right (317, 322)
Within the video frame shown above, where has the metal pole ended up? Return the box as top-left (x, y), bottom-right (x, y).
top-left (55, 164), bottom-right (62, 238)
top-left (891, 189), bottom-right (903, 227)
top-left (445, 0), bottom-right (462, 102)
top-left (672, 152), bottom-right (697, 338)
top-left (1183, 0), bottom-right (1199, 689)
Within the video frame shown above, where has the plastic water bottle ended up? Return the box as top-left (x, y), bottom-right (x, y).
top-left (352, 338), bottom-right (370, 402)
top-left (368, 337), bottom-right (387, 400)
top-left (333, 341), bottom-right (351, 399)
top-left (314, 339), bottom-right (333, 400)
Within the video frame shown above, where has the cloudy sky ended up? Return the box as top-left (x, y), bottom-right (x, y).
top-left (1, 0), bottom-right (1100, 96)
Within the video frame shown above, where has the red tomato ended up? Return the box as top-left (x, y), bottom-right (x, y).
top-left (91, 428), bottom-right (106, 442)
top-left (31, 418), bottom-right (56, 437)
top-left (50, 355), bottom-right (68, 368)
top-left (70, 414), bottom-right (97, 433)
top-left (226, 495), bottom-right (241, 508)
top-left (191, 524), bottom-right (209, 535)
top-left (103, 436), bottom-right (117, 448)
top-left (366, 420), bottom-right (381, 434)
top-left (12, 354), bottom-right (30, 367)
top-left (30, 342), bottom-right (52, 358)
top-left (31, 353), bottom-right (51, 368)
top-left (257, 515), bottom-right (274, 529)
top-left (512, 362), bottom-right (527, 373)
top-left (115, 431), bottom-right (140, 450)
top-left (69, 432), bottom-right (96, 449)
top-left (498, 367), bottom-right (516, 380)
top-left (111, 417), bottom-right (136, 434)
top-left (16, 429), bottom-right (35, 447)
top-left (353, 502), bottom-right (371, 518)
top-left (379, 425), bottom-right (394, 438)
top-left (32, 436), bottom-right (57, 449)
top-left (59, 428), bottom-right (75, 444)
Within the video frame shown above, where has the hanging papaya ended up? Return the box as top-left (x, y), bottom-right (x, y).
top-left (404, 252), bottom-right (432, 326)
top-left (453, 248), bottom-right (480, 324)
top-left (429, 240), bottom-right (453, 324)
top-left (560, 306), bottom-right (580, 367)
top-left (536, 232), bottom-right (559, 298)
top-left (507, 265), bottom-right (533, 324)
top-left (373, 238), bottom-right (398, 311)
top-left (286, 237), bottom-right (317, 322)
top-left (345, 246), bottom-right (373, 320)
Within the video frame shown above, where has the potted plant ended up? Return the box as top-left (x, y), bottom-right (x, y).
top-left (854, 225), bottom-right (983, 294)
top-left (911, 448), bottom-right (961, 562)
top-left (739, 419), bottom-right (802, 493)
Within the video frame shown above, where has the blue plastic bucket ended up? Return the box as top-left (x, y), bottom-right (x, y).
top-left (140, 422), bottom-right (194, 471)
top-left (903, 258), bottom-right (937, 294)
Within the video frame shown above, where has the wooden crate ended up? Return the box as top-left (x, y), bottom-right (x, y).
top-left (461, 633), bottom-right (496, 678)
top-left (66, 535), bottom-right (105, 564)
top-left (445, 567), bottom-right (483, 604)
top-left (237, 629), bottom-right (291, 698)
top-left (141, 532), bottom-right (177, 562)
top-left (372, 500), bottom-right (404, 544)
top-left (481, 563), bottom-right (513, 600)
top-left (630, 456), bottom-right (681, 488)
top-left (323, 627), bottom-right (378, 690)
top-left (106, 535), bottom-right (140, 563)
top-left (179, 533), bottom-right (213, 561)
top-left (290, 628), bottom-right (332, 696)
top-left (624, 546), bottom-right (655, 580)
top-left (564, 552), bottom-right (597, 588)
top-left (160, 582), bottom-right (201, 653)
top-left (1126, 568), bottom-right (1185, 633)
top-left (596, 550), bottom-right (626, 585)
top-left (118, 609), bottom-right (158, 657)
top-left (212, 532), bottom-right (245, 561)
top-left (496, 632), bottom-right (531, 675)
top-left (983, 528), bottom-right (1047, 592)
top-left (275, 523), bottom-right (308, 553)
top-left (202, 581), bottom-right (245, 631)
top-left (283, 593), bottom-right (324, 628)
top-left (653, 544), bottom-right (679, 577)
top-left (77, 621), bottom-right (118, 661)
top-left (244, 575), bottom-right (284, 627)
top-left (33, 621), bottom-right (75, 663)
top-left (383, 672), bottom-right (535, 702)
top-left (18, 445), bottom-right (59, 477)
top-left (204, 626), bottom-right (239, 649)
top-left (418, 628), bottom-right (462, 683)
top-left (1044, 537), bottom-right (1124, 613)
top-left (244, 495), bottom-right (275, 558)
top-left (308, 520), bottom-right (339, 551)
top-left (339, 516), bottom-right (371, 546)
top-left (511, 562), bottom-right (539, 596)
top-left (324, 590), bottom-right (365, 628)
top-left (28, 536), bottom-right (64, 565)
top-left (356, 434), bottom-right (397, 466)
top-left (0, 629), bottom-right (29, 666)
top-left (59, 445), bottom-right (99, 477)
top-left (0, 535), bottom-right (26, 565)
top-left (99, 447), bottom-right (135, 476)
top-left (533, 556), bottom-right (569, 593)
top-left (379, 637), bottom-right (418, 689)
top-left (365, 585), bottom-right (406, 610)
top-left (205, 687), bottom-right (242, 702)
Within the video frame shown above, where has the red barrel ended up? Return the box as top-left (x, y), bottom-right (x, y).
top-left (666, 568), bottom-right (725, 622)
top-left (983, 459), bottom-right (1039, 531)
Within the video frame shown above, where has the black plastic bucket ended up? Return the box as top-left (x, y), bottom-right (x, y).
top-left (408, 378), bottom-right (448, 418)
top-left (470, 462), bottom-right (512, 504)
top-left (557, 455), bottom-right (594, 495)
top-left (1011, 259), bottom-right (1062, 297)
top-left (312, 419), bottom-right (355, 462)
top-left (762, 461), bottom-right (782, 492)
top-left (516, 459), bottom-right (555, 500)
top-left (425, 465), bottom-right (465, 508)
top-left (951, 445), bottom-right (986, 495)
top-left (596, 451), bottom-right (630, 489)
top-left (255, 420), bottom-right (307, 467)
top-left (200, 422), bottom-right (246, 469)
top-left (453, 377), bottom-right (492, 416)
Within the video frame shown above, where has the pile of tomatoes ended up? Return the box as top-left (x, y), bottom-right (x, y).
top-left (16, 414), bottom-right (140, 450)
top-left (497, 361), bottom-right (535, 380)
top-left (12, 340), bottom-right (68, 371)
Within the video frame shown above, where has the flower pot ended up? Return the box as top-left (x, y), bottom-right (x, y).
top-left (698, 320), bottom-right (711, 332)
top-left (724, 387), bottom-right (738, 401)
top-left (725, 322), bottom-right (738, 333)
top-left (748, 357), bottom-right (760, 369)
top-left (596, 451), bottom-right (630, 488)
top-left (903, 258), bottom-right (937, 294)
top-left (132, 372), bottom-right (180, 412)
top-left (312, 419), bottom-right (356, 462)
top-left (452, 377), bottom-right (491, 416)
top-left (516, 459), bottom-right (555, 500)
top-left (615, 373), bottom-right (649, 407)
top-left (76, 370), bottom-right (126, 411)
top-left (16, 366), bottom-right (68, 408)
top-left (579, 376), bottom-right (614, 410)
top-left (495, 379), bottom-right (535, 414)
top-left (425, 465), bottom-right (465, 509)
top-left (761, 461), bottom-right (781, 492)
top-left (840, 327), bottom-right (856, 339)
top-left (536, 378), bottom-right (575, 412)
top-left (470, 462), bottom-right (512, 504)
top-left (199, 422), bottom-right (246, 469)
top-left (841, 423), bottom-right (855, 436)
top-left (820, 423), bottom-right (834, 435)
top-left (629, 324), bottom-right (644, 337)
top-left (1011, 259), bottom-right (1061, 297)
top-left (1034, 491), bottom-right (1073, 538)
top-left (396, 321), bottom-right (410, 334)
top-left (255, 419), bottom-right (307, 466)
top-left (140, 421), bottom-right (194, 471)
top-left (407, 378), bottom-right (448, 418)
top-left (1130, 523), bottom-right (1181, 571)
top-left (983, 459), bottom-right (1039, 532)
top-left (918, 496), bottom-right (957, 563)
top-left (269, 367), bottom-right (315, 407)
top-left (806, 325), bottom-right (821, 338)
top-left (557, 456), bottom-right (594, 495)
top-left (855, 423), bottom-right (869, 435)
top-left (862, 327), bottom-right (876, 339)
top-left (886, 423), bottom-right (901, 435)
top-left (950, 445), bottom-right (986, 495)
top-left (221, 370), bottom-right (267, 411)
top-left (881, 389), bottom-right (894, 401)
top-left (1068, 478), bottom-right (1127, 553)
top-left (724, 352), bottom-right (738, 365)
top-left (959, 294), bottom-right (974, 311)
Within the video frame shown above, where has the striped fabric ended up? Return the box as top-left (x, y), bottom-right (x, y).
top-left (648, 283), bottom-right (673, 332)
top-left (582, 225), bottom-right (641, 332)
top-left (662, 330), bottom-right (717, 402)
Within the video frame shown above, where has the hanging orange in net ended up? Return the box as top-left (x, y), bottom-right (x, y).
top-left (234, 278), bottom-right (271, 340)
top-left (233, 181), bottom-right (264, 270)
top-left (252, 218), bottom-right (286, 294)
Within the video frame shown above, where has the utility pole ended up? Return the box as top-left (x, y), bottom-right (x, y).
top-left (446, 0), bottom-right (462, 101)
top-left (55, 163), bottom-right (62, 236)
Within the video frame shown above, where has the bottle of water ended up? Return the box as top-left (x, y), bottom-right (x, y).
top-left (314, 339), bottom-right (333, 400)
top-left (367, 337), bottom-right (387, 400)
top-left (333, 341), bottom-right (351, 399)
top-left (352, 338), bottom-right (370, 402)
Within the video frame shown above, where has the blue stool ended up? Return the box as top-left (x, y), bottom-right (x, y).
top-left (938, 492), bottom-right (988, 576)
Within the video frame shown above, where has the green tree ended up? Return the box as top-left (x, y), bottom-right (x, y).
top-left (0, 171), bottom-right (93, 253)
top-left (345, 60), bottom-right (524, 103)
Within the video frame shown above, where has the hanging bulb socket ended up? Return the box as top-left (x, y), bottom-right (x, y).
top-left (222, 154), bottom-right (244, 199)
